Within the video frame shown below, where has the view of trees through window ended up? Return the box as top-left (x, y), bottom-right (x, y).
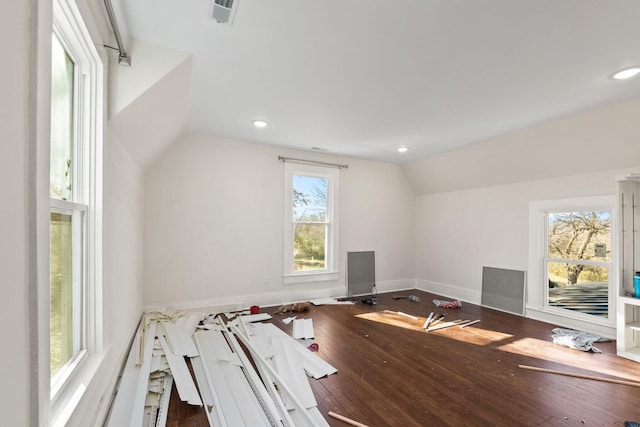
top-left (293, 175), bottom-right (328, 271)
top-left (50, 212), bottom-right (74, 376)
top-left (547, 211), bottom-right (611, 317)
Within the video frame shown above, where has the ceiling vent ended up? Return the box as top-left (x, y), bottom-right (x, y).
top-left (211, 0), bottom-right (239, 25)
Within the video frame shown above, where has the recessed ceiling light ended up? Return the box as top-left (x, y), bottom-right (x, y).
top-left (252, 120), bottom-right (268, 128)
top-left (612, 67), bottom-right (640, 80)
top-left (397, 146), bottom-right (409, 153)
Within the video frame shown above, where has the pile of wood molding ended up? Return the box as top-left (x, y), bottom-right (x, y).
top-left (106, 310), bottom-right (337, 427)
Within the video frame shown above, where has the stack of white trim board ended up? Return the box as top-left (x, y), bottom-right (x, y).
top-left (106, 310), bottom-right (337, 427)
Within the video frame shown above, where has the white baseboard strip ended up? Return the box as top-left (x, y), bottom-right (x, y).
top-left (158, 335), bottom-right (203, 406)
top-left (309, 297), bottom-right (355, 305)
top-left (229, 322), bottom-right (329, 427)
top-left (155, 374), bottom-right (173, 427)
top-left (270, 337), bottom-right (317, 410)
top-left (161, 320), bottom-right (200, 357)
top-left (240, 313), bottom-right (273, 323)
top-left (292, 318), bottom-right (315, 339)
top-left (106, 320), bottom-right (157, 427)
top-left (254, 323), bottom-right (337, 379)
top-left (194, 328), bottom-right (274, 426)
top-left (217, 318), bottom-right (290, 426)
top-left (108, 311), bottom-right (335, 427)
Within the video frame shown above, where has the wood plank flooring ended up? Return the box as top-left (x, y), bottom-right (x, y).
top-left (166, 290), bottom-right (640, 426)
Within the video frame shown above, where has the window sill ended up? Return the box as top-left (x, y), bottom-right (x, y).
top-left (283, 271), bottom-right (339, 285)
top-left (525, 306), bottom-right (616, 337)
top-left (50, 345), bottom-right (112, 427)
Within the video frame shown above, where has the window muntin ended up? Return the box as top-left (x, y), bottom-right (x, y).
top-left (284, 163), bottom-right (339, 282)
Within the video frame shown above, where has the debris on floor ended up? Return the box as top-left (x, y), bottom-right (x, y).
top-left (282, 315), bottom-right (297, 325)
top-left (309, 297), bottom-right (355, 305)
top-left (392, 294), bottom-right (421, 302)
top-left (106, 309), bottom-right (337, 427)
top-left (551, 327), bottom-right (610, 353)
top-left (292, 318), bottom-right (315, 339)
top-left (433, 298), bottom-right (462, 308)
top-left (274, 301), bottom-right (311, 315)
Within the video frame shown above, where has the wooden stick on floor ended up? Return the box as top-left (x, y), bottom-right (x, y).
top-left (328, 411), bottom-right (370, 427)
top-left (426, 319), bottom-right (464, 332)
top-left (518, 364), bottom-right (640, 388)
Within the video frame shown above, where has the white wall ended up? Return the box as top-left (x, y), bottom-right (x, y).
top-left (0, 0), bottom-right (35, 424)
top-left (143, 134), bottom-right (415, 309)
top-left (102, 130), bottom-right (145, 354)
top-left (108, 40), bottom-right (192, 169)
top-left (414, 168), bottom-right (638, 303)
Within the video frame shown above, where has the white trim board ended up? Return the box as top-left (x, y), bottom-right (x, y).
top-left (160, 321), bottom-right (199, 357)
top-left (229, 323), bottom-right (329, 427)
top-left (292, 318), bottom-right (314, 339)
top-left (415, 278), bottom-right (482, 305)
top-left (193, 328), bottom-right (275, 426)
top-left (158, 335), bottom-right (202, 406)
top-left (250, 322), bottom-right (337, 379)
top-left (106, 321), bottom-right (157, 427)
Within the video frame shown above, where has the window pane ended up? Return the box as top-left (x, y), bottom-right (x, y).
top-left (293, 175), bottom-right (327, 222)
top-left (50, 33), bottom-right (74, 201)
top-left (294, 224), bottom-right (326, 271)
top-left (547, 261), bottom-right (609, 317)
top-left (50, 212), bottom-right (74, 376)
top-left (547, 210), bottom-right (610, 318)
top-left (548, 211), bottom-right (611, 263)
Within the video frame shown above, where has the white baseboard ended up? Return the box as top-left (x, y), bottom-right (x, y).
top-left (414, 279), bottom-right (481, 304)
top-left (143, 279), bottom-right (417, 313)
top-left (143, 286), bottom-right (340, 312)
top-left (376, 278), bottom-right (416, 294)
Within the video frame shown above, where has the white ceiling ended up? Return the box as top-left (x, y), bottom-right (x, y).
top-left (114, 0), bottom-right (640, 164)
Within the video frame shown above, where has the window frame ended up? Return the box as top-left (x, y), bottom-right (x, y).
top-left (283, 162), bottom-right (340, 284)
top-left (49, 0), bottom-right (104, 420)
top-left (528, 195), bottom-right (616, 330)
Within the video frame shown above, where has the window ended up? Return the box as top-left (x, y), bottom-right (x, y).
top-left (50, 0), bottom-right (103, 403)
top-left (528, 196), bottom-right (615, 328)
top-left (283, 163), bottom-right (339, 283)
top-left (546, 211), bottom-right (611, 317)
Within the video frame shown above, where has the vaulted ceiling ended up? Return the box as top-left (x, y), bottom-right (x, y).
top-left (113, 0), bottom-right (640, 164)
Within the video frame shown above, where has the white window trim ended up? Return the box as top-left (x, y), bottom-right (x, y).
top-left (49, 0), bottom-right (104, 423)
top-left (283, 162), bottom-right (339, 284)
top-left (527, 195), bottom-right (616, 332)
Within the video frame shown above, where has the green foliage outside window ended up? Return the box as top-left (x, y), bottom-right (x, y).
top-left (293, 177), bottom-right (328, 271)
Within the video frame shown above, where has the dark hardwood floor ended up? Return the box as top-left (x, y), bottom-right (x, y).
top-left (167, 290), bottom-right (640, 426)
